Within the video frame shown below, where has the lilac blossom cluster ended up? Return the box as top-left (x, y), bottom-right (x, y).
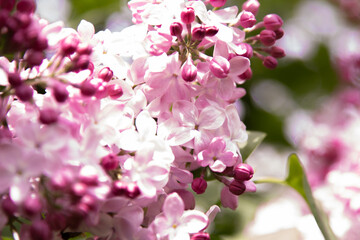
top-left (0, 0), bottom-right (284, 239)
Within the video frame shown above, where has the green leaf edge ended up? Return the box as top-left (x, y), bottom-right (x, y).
top-left (238, 131), bottom-right (266, 162)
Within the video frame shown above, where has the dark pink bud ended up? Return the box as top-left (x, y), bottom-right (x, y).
top-left (112, 180), bottom-right (127, 196)
top-left (229, 180), bottom-right (246, 195)
top-left (98, 67), bottom-right (113, 82)
top-left (181, 7), bottom-right (195, 24)
top-left (2, 196), bottom-right (17, 216)
top-left (238, 67), bottom-right (252, 80)
top-left (274, 28), bottom-right (284, 39)
top-left (25, 50), bottom-right (44, 67)
top-left (170, 22), bottom-right (183, 36)
top-left (80, 81), bottom-right (97, 96)
top-left (74, 55), bottom-right (91, 71)
top-left (47, 212), bottom-right (67, 230)
top-left (210, 56), bottom-right (230, 78)
top-left (71, 182), bottom-right (87, 197)
top-left (32, 37), bottom-right (48, 51)
top-left (270, 46), bottom-right (285, 58)
top-left (0, 10), bottom-right (10, 28)
top-left (126, 182), bottom-right (141, 199)
top-left (39, 108), bottom-right (59, 125)
top-left (242, 0), bottom-right (260, 15)
top-left (263, 14), bottom-right (283, 31)
top-left (210, 0), bottom-right (226, 8)
top-left (205, 25), bottom-right (219, 37)
top-left (259, 29), bottom-right (276, 46)
top-left (30, 220), bottom-right (52, 240)
top-left (192, 25), bottom-right (206, 41)
top-left (191, 232), bottom-right (210, 240)
top-left (53, 84), bottom-right (69, 103)
top-left (23, 195), bottom-right (42, 216)
top-left (7, 72), bottom-right (22, 87)
top-left (15, 84), bottom-right (33, 102)
top-left (234, 163), bottom-right (254, 181)
top-left (76, 43), bottom-right (92, 55)
top-left (14, 12), bottom-right (31, 28)
top-left (0, 0), bottom-right (16, 11)
top-left (61, 35), bottom-right (79, 56)
top-left (107, 84), bottom-right (123, 99)
top-left (100, 154), bottom-right (119, 170)
top-left (181, 57), bottom-right (197, 82)
top-left (16, 0), bottom-right (36, 14)
top-left (263, 56), bottom-right (278, 69)
top-left (80, 194), bottom-right (97, 211)
top-left (239, 43), bottom-right (253, 59)
top-left (191, 177), bottom-right (207, 194)
top-left (79, 166), bottom-right (98, 186)
top-left (239, 11), bottom-right (256, 28)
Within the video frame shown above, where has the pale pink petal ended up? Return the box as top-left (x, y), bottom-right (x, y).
top-left (164, 193), bottom-right (184, 224)
top-left (211, 6), bottom-right (239, 23)
top-left (136, 110), bottom-right (157, 137)
top-left (198, 106), bottom-right (225, 130)
top-left (77, 20), bottom-right (95, 42)
top-left (214, 40), bottom-right (229, 59)
top-left (206, 205), bottom-right (221, 224)
top-left (180, 210), bottom-right (208, 233)
top-left (229, 56), bottom-right (250, 76)
top-left (244, 180), bottom-right (257, 192)
top-left (210, 160), bottom-right (226, 172)
top-left (172, 100), bottom-right (197, 127)
top-left (221, 186), bottom-right (238, 210)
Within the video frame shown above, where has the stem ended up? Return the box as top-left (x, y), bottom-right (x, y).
top-left (253, 177), bottom-right (286, 185)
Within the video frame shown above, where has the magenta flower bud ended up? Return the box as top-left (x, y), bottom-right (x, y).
top-left (191, 177), bottom-right (207, 194)
top-left (47, 213), bottom-right (67, 230)
top-left (98, 67), bottom-right (113, 82)
top-left (14, 12), bottom-right (31, 28)
top-left (79, 166), bottom-right (98, 186)
top-left (263, 14), bottom-right (283, 31)
top-left (7, 72), bottom-right (22, 87)
top-left (274, 28), bottom-right (284, 39)
top-left (16, 0), bottom-right (36, 14)
top-left (242, 0), bottom-right (260, 15)
top-left (30, 220), bottom-right (52, 240)
top-left (23, 195), bottom-right (42, 216)
top-left (205, 25), bottom-right (219, 37)
top-left (239, 43), bottom-right (253, 59)
top-left (71, 182), bottom-right (87, 197)
top-left (107, 84), bottom-right (123, 99)
top-left (239, 11), bottom-right (256, 28)
top-left (210, 56), bottom-right (230, 78)
top-left (74, 55), bottom-right (91, 71)
top-left (126, 182), bottom-right (141, 199)
top-left (100, 154), bottom-right (119, 171)
top-left (234, 163), bottom-right (254, 181)
top-left (15, 84), bottom-right (33, 102)
top-left (0, 0), bottom-right (16, 11)
top-left (238, 67), bottom-right (252, 80)
top-left (210, 0), bottom-right (226, 8)
top-left (192, 25), bottom-right (206, 41)
top-left (61, 35), bottom-right (79, 56)
top-left (33, 37), bottom-right (48, 51)
top-left (229, 180), bottom-right (246, 195)
top-left (170, 22), bottom-right (183, 36)
top-left (0, 10), bottom-right (10, 28)
top-left (270, 46), bottom-right (285, 58)
top-left (53, 84), bottom-right (69, 103)
top-left (76, 43), bottom-right (92, 55)
top-left (181, 7), bottom-right (195, 24)
top-left (191, 232), bottom-right (210, 240)
top-left (2, 196), bottom-right (17, 216)
top-left (80, 81), bottom-right (97, 96)
top-left (263, 56), bottom-right (278, 69)
top-left (181, 57), bottom-right (197, 82)
top-left (259, 29), bottom-right (276, 46)
top-left (39, 108), bottom-right (59, 125)
top-left (80, 194), bottom-right (97, 211)
top-left (25, 50), bottom-right (44, 67)
top-left (112, 180), bottom-right (127, 196)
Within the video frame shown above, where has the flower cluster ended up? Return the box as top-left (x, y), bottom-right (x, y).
top-left (0, 0), bottom-right (284, 239)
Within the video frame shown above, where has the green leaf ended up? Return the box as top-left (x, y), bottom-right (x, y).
top-left (237, 131), bottom-right (266, 161)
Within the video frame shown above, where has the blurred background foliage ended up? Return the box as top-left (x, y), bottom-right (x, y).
top-left (36, 0), bottom-right (350, 239)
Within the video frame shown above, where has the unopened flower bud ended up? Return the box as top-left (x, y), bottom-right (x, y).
top-left (274, 28), bottom-right (284, 39)
top-left (79, 166), bottom-right (98, 186)
top-left (77, 43), bottom-right (92, 55)
top-left (98, 67), bottom-right (113, 82)
top-left (16, 0), bottom-right (36, 14)
top-left (53, 84), bottom-right (69, 103)
top-left (210, 56), bottom-right (230, 78)
top-left (39, 108), bottom-right (59, 125)
top-left (242, 0), bottom-right (260, 15)
top-left (23, 195), bottom-right (42, 216)
top-left (229, 180), bottom-right (246, 195)
top-left (181, 7), bottom-right (195, 24)
top-left (263, 14), bottom-right (283, 31)
top-left (80, 194), bottom-right (97, 211)
top-left (33, 37), bottom-right (48, 51)
top-left (191, 232), bottom-right (210, 240)
top-left (112, 180), bottom-right (127, 196)
top-left (239, 43), bottom-right (253, 59)
top-left (61, 35), bottom-right (79, 56)
top-left (239, 11), bottom-right (256, 28)
top-left (259, 29), bottom-right (276, 46)
top-left (100, 154), bottom-right (119, 170)
top-left (181, 57), bottom-right (197, 82)
top-left (80, 81), bottom-right (97, 96)
top-left (210, 0), bottom-right (226, 8)
top-left (263, 56), bottom-right (278, 69)
top-left (0, 0), bottom-right (16, 11)
top-left (71, 182), bottom-right (87, 197)
top-left (30, 220), bottom-right (52, 240)
top-left (15, 84), bottom-right (33, 102)
top-left (107, 84), bottom-right (123, 99)
top-left (126, 182), bottom-right (141, 199)
top-left (191, 177), bottom-right (207, 194)
top-left (25, 50), bottom-right (44, 67)
top-left (170, 22), bottom-right (183, 37)
top-left (74, 55), bottom-right (91, 71)
top-left (234, 163), bottom-right (254, 181)
top-left (7, 72), bottom-right (22, 87)
top-left (192, 25), bottom-right (206, 41)
top-left (2, 196), bottom-right (17, 216)
top-left (270, 46), bottom-right (285, 58)
top-left (205, 25), bottom-right (219, 37)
